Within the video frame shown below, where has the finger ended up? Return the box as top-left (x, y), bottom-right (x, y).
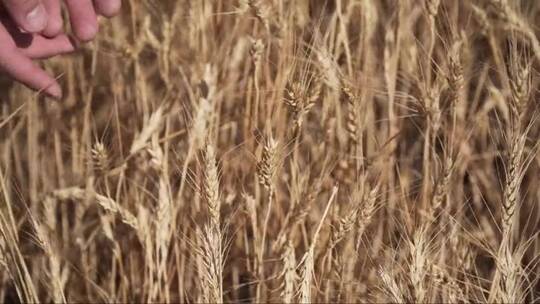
top-left (65, 0), bottom-right (98, 42)
top-left (2, 0), bottom-right (48, 33)
top-left (0, 27), bottom-right (61, 98)
top-left (20, 34), bottom-right (74, 59)
top-left (42, 0), bottom-right (63, 37)
top-left (93, 0), bottom-right (121, 18)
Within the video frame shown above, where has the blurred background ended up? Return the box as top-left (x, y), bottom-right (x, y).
top-left (0, 0), bottom-right (539, 302)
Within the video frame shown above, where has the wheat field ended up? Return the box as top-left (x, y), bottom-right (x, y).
top-left (0, 0), bottom-right (539, 303)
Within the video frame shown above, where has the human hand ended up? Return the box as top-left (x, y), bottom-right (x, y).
top-left (0, 0), bottom-right (121, 98)
top-left (2, 0), bottom-right (122, 41)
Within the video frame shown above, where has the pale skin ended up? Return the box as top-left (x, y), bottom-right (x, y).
top-left (0, 0), bottom-right (121, 98)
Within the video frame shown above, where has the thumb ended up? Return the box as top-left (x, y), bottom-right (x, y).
top-left (2, 0), bottom-right (48, 33)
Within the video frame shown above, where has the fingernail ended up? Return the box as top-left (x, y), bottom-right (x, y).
top-left (25, 4), bottom-right (48, 32)
top-left (46, 84), bottom-right (62, 99)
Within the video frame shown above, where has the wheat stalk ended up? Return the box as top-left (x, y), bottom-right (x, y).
top-left (298, 186), bottom-right (338, 303)
top-left (202, 143), bottom-right (220, 227)
top-left (280, 241), bottom-right (296, 303)
top-left (379, 266), bottom-right (405, 303)
top-left (342, 86), bottom-right (360, 150)
top-left (91, 141), bottom-right (109, 174)
top-left (408, 225), bottom-right (429, 303)
top-left (129, 105), bottom-right (165, 155)
top-left (488, 0), bottom-right (540, 61)
top-left (195, 225), bottom-right (224, 303)
top-left (256, 134), bottom-right (279, 301)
